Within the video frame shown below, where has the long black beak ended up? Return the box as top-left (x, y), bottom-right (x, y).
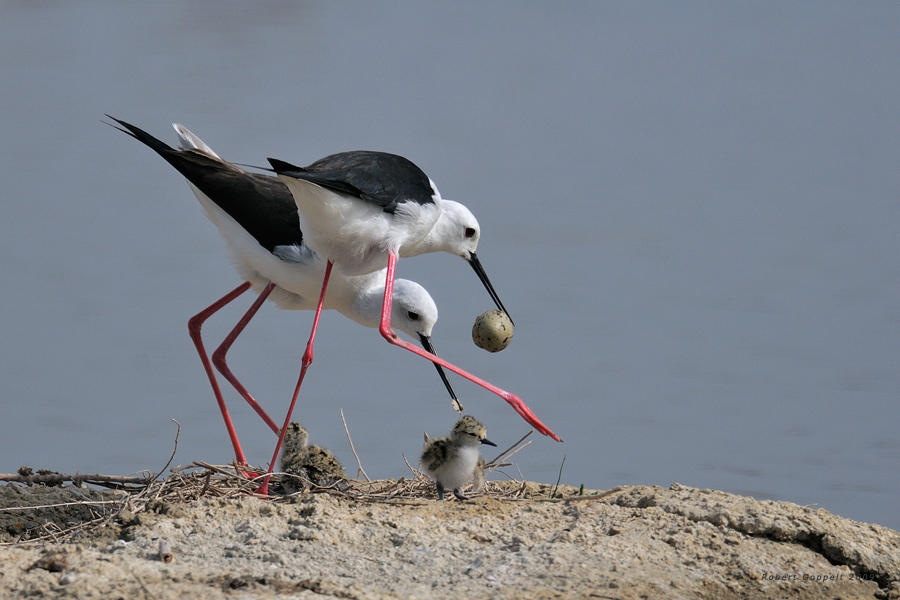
top-left (418, 334), bottom-right (462, 413)
top-left (468, 251), bottom-right (513, 326)
top-left (481, 437), bottom-right (497, 447)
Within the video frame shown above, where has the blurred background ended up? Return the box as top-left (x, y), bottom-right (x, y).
top-left (1, 3), bottom-right (897, 529)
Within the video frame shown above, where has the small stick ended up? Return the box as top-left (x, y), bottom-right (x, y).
top-left (401, 454), bottom-right (416, 477)
top-left (340, 409), bottom-right (370, 482)
top-left (38, 521), bottom-right (60, 544)
top-left (151, 419), bottom-right (181, 482)
top-left (0, 473), bottom-right (152, 486)
top-left (199, 470), bottom-right (213, 497)
top-left (479, 441), bottom-right (532, 483)
top-left (490, 469), bottom-right (521, 482)
top-left (192, 461), bottom-right (238, 476)
top-left (550, 454), bottom-right (566, 498)
top-left (485, 430), bottom-right (533, 468)
top-left (0, 499), bottom-right (124, 512)
top-left (229, 460), bottom-right (257, 480)
top-left (158, 540), bottom-right (174, 563)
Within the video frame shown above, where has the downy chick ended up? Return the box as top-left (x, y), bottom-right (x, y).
top-left (421, 415), bottom-right (496, 500)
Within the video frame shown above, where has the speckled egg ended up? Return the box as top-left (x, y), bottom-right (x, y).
top-left (472, 310), bottom-right (514, 352)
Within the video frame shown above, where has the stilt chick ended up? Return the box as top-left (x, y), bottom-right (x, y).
top-left (280, 423), bottom-right (347, 488)
top-left (420, 415), bottom-right (496, 500)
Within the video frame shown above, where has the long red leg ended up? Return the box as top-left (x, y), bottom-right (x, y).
top-left (188, 282), bottom-right (253, 465)
top-left (256, 260), bottom-right (334, 495)
top-left (378, 253), bottom-right (561, 442)
top-left (212, 282), bottom-right (280, 434)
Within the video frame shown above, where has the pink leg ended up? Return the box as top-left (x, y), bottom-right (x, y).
top-left (188, 282), bottom-right (253, 465)
top-left (378, 253), bottom-right (561, 442)
top-left (256, 260), bottom-right (334, 495)
top-left (212, 282), bottom-right (280, 434)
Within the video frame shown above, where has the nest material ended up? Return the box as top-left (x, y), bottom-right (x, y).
top-left (0, 430), bottom-right (552, 545)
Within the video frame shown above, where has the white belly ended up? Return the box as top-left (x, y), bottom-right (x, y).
top-left (280, 175), bottom-right (442, 275)
top-left (427, 445), bottom-right (480, 491)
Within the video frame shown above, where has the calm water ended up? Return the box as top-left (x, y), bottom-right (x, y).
top-left (1, 3), bottom-right (898, 530)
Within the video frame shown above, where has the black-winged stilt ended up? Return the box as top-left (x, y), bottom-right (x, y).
top-left (267, 155), bottom-right (560, 447)
top-left (108, 118), bottom-right (460, 484)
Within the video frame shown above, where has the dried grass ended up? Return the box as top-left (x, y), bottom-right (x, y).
top-left (0, 425), bottom-right (541, 546)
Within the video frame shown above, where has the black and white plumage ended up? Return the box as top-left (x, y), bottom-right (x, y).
top-left (267, 152), bottom-right (561, 443)
top-left (269, 154), bottom-right (512, 372)
top-left (111, 118), bottom-right (444, 327)
top-left (272, 152), bottom-right (435, 214)
top-left (108, 117), bottom-right (460, 470)
top-left (268, 155), bottom-right (506, 314)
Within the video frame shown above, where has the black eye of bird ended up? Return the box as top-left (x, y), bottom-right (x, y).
top-left (407, 311), bottom-right (419, 321)
top-left (465, 227), bottom-right (476, 238)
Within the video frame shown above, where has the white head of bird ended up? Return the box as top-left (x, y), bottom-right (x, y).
top-left (351, 278), bottom-right (438, 341)
top-left (400, 199), bottom-right (481, 260)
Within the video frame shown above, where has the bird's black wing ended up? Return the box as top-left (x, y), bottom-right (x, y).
top-left (269, 151), bottom-right (435, 214)
top-left (108, 117), bottom-right (301, 252)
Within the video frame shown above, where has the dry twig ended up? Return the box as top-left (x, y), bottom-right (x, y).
top-left (1, 420), bottom-right (573, 545)
top-left (340, 408), bottom-right (370, 482)
top-left (151, 419), bottom-right (181, 481)
top-left (0, 473), bottom-right (153, 488)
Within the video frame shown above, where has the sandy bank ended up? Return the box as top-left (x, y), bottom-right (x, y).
top-left (1, 471), bottom-right (898, 599)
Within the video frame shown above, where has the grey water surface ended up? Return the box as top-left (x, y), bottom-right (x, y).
top-left (1, 3), bottom-right (898, 530)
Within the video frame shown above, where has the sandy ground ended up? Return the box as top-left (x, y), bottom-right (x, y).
top-left (1, 474), bottom-right (899, 600)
